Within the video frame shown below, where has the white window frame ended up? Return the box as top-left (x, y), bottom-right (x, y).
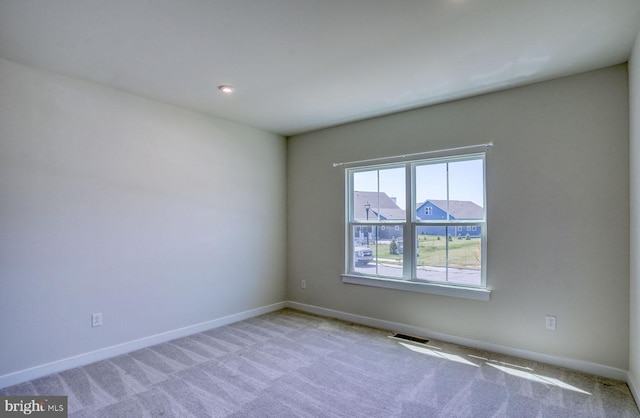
top-left (342, 152), bottom-right (490, 301)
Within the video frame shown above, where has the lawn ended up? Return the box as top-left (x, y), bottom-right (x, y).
top-left (369, 235), bottom-right (482, 270)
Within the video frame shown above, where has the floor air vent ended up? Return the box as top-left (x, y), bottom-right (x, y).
top-left (393, 333), bottom-right (429, 345)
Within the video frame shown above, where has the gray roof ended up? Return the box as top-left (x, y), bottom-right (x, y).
top-left (354, 191), bottom-right (405, 221)
top-left (421, 199), bottom-right (483, 219)
top-left (354, 192), bottom-right (483, 221)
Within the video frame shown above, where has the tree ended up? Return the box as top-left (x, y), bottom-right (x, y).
top-left (390, 237), bottom-right (399, 255)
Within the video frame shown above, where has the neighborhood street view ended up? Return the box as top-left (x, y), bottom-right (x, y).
top-left (353, 234), bottom-right (482, 286)
top-left (350, 157), bottom-right (485, 287)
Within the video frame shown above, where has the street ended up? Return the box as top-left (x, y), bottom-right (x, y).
top-left (354, 262), bottom-right (481, 286)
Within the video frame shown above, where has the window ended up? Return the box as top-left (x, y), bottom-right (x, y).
top-left (344, 153), bottom-right (488, 300)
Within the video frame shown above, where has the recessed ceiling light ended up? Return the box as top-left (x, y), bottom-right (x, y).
top-left (218, 85), bottom-right (235, 94)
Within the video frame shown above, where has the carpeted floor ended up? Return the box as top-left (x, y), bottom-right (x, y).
top-left (1, 309), bottom-right (638, 417)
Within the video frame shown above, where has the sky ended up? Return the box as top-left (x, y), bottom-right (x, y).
top-left (353, 159), bottom-right (484, 210)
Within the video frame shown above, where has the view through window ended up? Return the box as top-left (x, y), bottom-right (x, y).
top-left (348, 153), bottom-right (486, 287)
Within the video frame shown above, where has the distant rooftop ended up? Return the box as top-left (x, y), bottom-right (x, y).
top-left (355, 192), bottom-right (483, 220)
top-left (421, 199), bottom-right (483, 219)
top-left (353, 191), bottom-right (404, 221)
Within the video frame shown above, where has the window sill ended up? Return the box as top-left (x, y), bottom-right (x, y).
top-left (341, 274), bottom-right (491, 301)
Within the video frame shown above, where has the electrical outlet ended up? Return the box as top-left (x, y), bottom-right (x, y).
top-left (92, 313), bottom-right (103, 327)
top-left (545, 315), bottom-right (556, 330)
top-left (301, 280), bottom-right (306, 289)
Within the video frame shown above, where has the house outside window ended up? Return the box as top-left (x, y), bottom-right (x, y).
top-left (344, 153), bottom-right (487, 297)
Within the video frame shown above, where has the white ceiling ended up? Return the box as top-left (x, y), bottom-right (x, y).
top-left (1, 1), bottom-right (639, 136)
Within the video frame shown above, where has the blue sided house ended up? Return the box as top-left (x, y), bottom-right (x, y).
top-left (416, 200), bottom-right (483, 238)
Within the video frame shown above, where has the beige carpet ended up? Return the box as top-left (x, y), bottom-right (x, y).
top-left (1, 309), bottom-right (638, 417)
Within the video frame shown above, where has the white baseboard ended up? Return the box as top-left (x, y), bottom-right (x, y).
top-left (286, 301), bottom-right (628, 382)
top-left (0, 302), bottom-right (286, 389)
top-left (628, 372), bottom-right (640, 406)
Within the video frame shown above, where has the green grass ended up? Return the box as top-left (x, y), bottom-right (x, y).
top-left (368, 235), bottom-right (481, 270)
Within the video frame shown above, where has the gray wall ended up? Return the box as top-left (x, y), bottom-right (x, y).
top-left (629, 30), bottom-right (640, 393)
top-left (288, 65), bottom-right (630, 370)
top-left (0, 58), bottom-right (287, 376)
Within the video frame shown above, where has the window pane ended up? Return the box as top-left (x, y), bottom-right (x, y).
top-left (415, 228), bottom-right (448, 282)
top-left (415, 163), bottom-right (448, 220)
top-left (353, 167), bottom-right (405, 221)
top-left (352, 226), bottom-right (403, 278)
top-left (448, 159), bottom-right (484, 211)
top-left (415, 158), bottom-right (484, 222)
top-left (416, 227), bottom-right (482, 286)
top-left (448, 233), bottom-right (482, 286)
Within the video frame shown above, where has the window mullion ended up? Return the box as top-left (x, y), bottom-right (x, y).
top-left (445, 226), bottom-right (450, 283)
top-left (445, 163), bottom-right (449, 282)
top-left (404, 163), bottom-right (413, 279)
